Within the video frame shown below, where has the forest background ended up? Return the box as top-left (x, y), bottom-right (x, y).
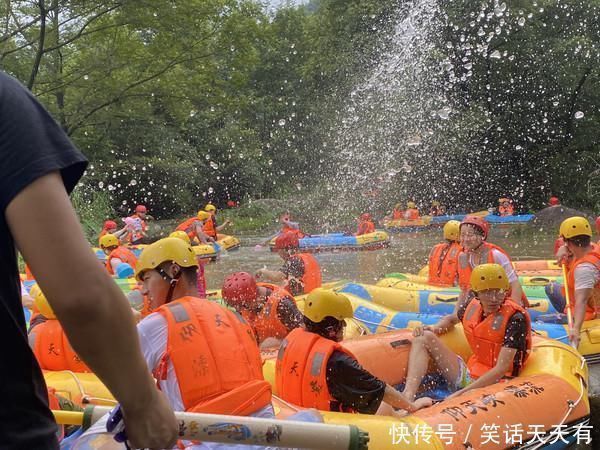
top-left (1, 0), bottom-right (599, 236)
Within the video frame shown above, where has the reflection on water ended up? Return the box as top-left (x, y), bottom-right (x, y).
top-left (205, 226), bottom-right (558, 290)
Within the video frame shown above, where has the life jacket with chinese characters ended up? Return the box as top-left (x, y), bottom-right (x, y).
top-left (105, 246), bottom-right (138, 276)
top-left (428, 241), bottom-right (461, 287)
top-left (155, 296), bottom-right (271, 415)
top-left (30, 320), bottom-right (90, 372)
top-left (281, 223), bottom-right (305, 238)
top-left (275, 328), bottom-right (357, 411)
top-left (565, 249), bottom-right (600, 321)
top-left (462, 298), bottom-right (531, 379)
top-left (241, 283), bottom-right (295, 343)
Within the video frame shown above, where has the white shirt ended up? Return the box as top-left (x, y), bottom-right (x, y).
top-left (574, 263), bottom-right (600, 290)
top-left (467, 249), bottom-right (518, 283)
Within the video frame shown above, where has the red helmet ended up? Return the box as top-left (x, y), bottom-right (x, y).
top-left (460, 215), bottom-right (489, 239)
top-left (103, 220), bottom-right (117, 230)
top-left (135, 204), bottom-right (147, 213)
top-left (273, 232), bottom-right (300, 250)
top-left (360, 213), bottom-right (372, 221)
top-left (222, 272), bottom-right (257, 308)
top-left (549, 196), bottom-right (560, 206)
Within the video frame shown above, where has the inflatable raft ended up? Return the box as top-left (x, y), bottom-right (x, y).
top-left (485, 213), bottom-right (535, 224)
top-left (45, 330), bottom-right (589, 450)
top-left (262, 328), bottom-right (589, 450)
top-left (337, 282), bottom-right (555, 321)
top-left (93, 234), bottom-right (240, 263)
top-left (388, 271), bottom-right (563, 287)
top-left (383, 217), bottom-right (431, 232)
top-left (427, 210), bottom-right (489, 225)
top-left (418, 261), bottom-right (562, 279)
top-left (269, 231), bottom-right (390, 253)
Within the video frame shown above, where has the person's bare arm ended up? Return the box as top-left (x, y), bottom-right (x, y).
top-left (6, 172), bottom-right (176, 448)
top-left (510, 279), bottom-right (524, 307)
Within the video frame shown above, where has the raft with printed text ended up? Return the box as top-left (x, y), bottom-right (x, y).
top-left (269, 231), bottom-right (390, 253)
top-left (260, 328), bottom-right (590, 450)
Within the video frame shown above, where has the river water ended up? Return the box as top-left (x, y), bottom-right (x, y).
top-left (203, 225), bottom-right (558, 290)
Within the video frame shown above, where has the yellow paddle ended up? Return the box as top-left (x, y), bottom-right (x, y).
top-left (53, 405), bottom-right (369, 450)
top-left (562, 263), bottom-right (577, 348)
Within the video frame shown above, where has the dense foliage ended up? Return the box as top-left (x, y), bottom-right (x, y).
top-left (1, 0), bottom-right (598, 222)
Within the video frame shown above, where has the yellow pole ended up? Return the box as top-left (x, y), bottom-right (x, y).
top-left (562, 263), bottom-right (576, 348)
top-left (51, 406), bottom-right (369, 450)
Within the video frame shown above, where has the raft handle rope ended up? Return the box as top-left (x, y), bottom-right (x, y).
top-left (63, 370), bottom-right (117, 406)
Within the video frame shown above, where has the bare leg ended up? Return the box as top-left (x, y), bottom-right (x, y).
top-left (401, 331), bottom-right (461, 401)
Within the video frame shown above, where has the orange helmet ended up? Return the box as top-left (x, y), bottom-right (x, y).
top-left (103, 220), bottom-right (117, 231)
top-left (222, 272), bottom-right (258, 309)
top-left (273, 232), bottom-right (300, 250)
top-left (135, 205), bottom-right (147, 213)
top-left (360, 213), bottom-right (372, 221)
top-left (460, 215), bottom-right (489, 239)
top-left (549, 196), bottom-right (560, 206)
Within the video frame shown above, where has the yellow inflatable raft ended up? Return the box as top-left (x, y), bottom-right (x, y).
top-left (262, 328), bottom-right (589, 450)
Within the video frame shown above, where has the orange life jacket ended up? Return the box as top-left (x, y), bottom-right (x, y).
top-left (428, 241), bottom-right (461, 287)
top-left (405, 208), bottom-right (420, 220)
top-left (293, 253), bottom-right (322, 294)
top-left (155, 296), bottom-right (271, 415)
top-left (565, 249), bottom-right (600, 321)
top-left (105, 246), bottom-right (138, 275)
top-left (457, 242), bottom-right (509, 290)
top-left (462, 298), bottom-right (531, 379)
top-left (281, 223), bottom-right (305, 238)
top-left (392, 209), bottom-right (403, 220)
top-left (176, 217), bottom-right (200, 240)
top-left (30, 319), bottom-right (90, 372)
top-left (498, 204), bottom-right (514, 217)
top-left (203, 216), bottom-right (218, 239)
top-left (356, 221), bottom-right (375, 236)
top-left (241, 283), bottom-right (295, 343)
top-left (275, 328), bottom-right (357, 411)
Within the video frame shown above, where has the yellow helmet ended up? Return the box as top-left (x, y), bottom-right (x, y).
top-left (470, 263), bottom-right (509, 293)
top-left (303, 288), bottom-right (354, 323)
top-left (99, 234), bottom-right (119, 249)
top-left (560, 216), bottom-right (592, 239)
top-left (135, 237), bottom-right (198, 281)
top-left (204, 204), bottom-right (217, 212)
top-left (394, 203), bottom-right (402, 210)
top-left (197, 210), bottom-right (211, 221)
top-left (33, 287), bottom-right (56, 319)
top-left (432, 200), bottom-right (440, 206)
top-left (407, 201), bottom-right (416, 209)
top-left (29, 283), bottom-right (42, 301)
top-left (169, 230), bottom-right (191, 245)
top-left (443, 220), bottom-right (460, 241)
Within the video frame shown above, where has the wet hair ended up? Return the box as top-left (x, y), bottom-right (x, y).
top-left (304, 316), bottom-right (343, 336)
top-left (565, 235), bottom-right (591, 248)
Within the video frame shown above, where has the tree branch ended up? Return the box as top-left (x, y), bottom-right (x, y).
top-left (27, 0), bottom-right (46, 89)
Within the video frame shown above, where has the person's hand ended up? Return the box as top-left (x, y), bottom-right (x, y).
top-left (121, 389), bottom-right (178, 449)
top-left (413, 325), bottom-right (436, 337)
top-left (555, 244), bottom-right (571, 265)
top-left (412, 397), bottom-right (434, 411)
top-left (569, 327), bottom-right (581, 348)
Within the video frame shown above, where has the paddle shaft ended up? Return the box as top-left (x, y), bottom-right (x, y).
top-left (53, 406), bottom-right (369, 450)
top-left (562, 263), bottom-right (577, 348)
